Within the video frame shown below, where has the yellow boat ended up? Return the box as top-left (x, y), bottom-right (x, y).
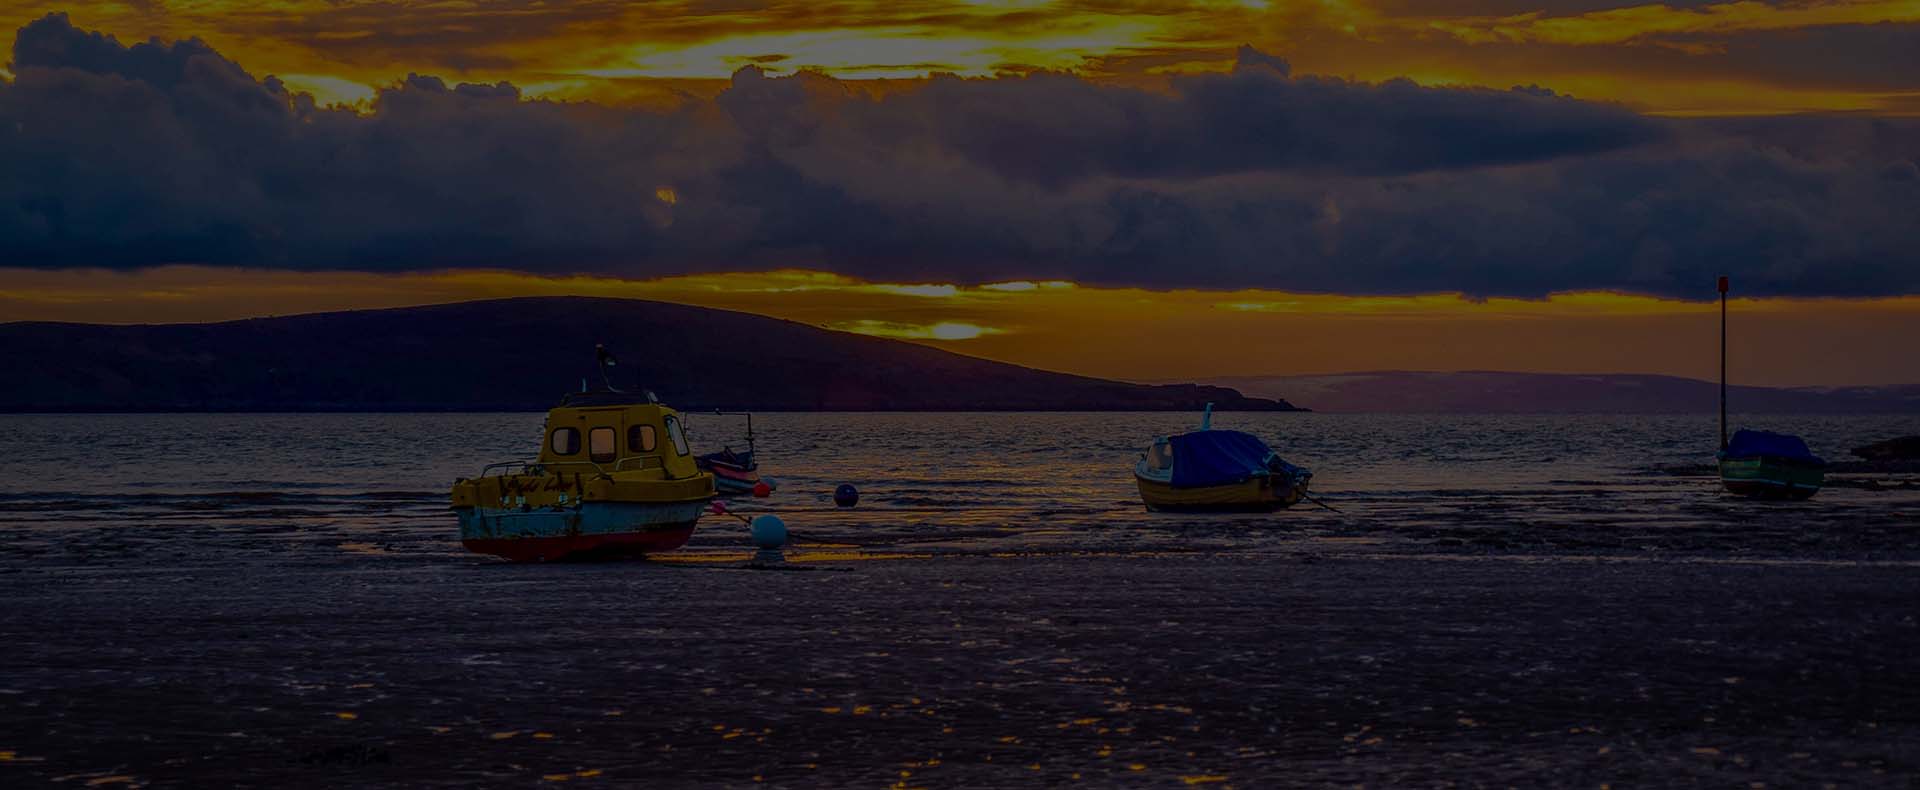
top-left (1135, 407), bottom-right (1312, 513)
top-left (451, 383), bottom-right (717, 562)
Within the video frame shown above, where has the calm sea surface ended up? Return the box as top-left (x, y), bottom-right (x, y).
top-left (1, 412), bottom-right (1915, 561)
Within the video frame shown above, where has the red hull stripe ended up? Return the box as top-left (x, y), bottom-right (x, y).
top-left (463, 527), bottom-right (696, 562)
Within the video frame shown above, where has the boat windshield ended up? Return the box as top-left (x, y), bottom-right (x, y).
top-left (664, 416), bottom-right (691, 456)
top-left (1144, 440), bottom-right (1173, 472)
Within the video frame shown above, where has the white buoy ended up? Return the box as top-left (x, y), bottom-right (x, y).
top-left (749, 514), bottom-right (788, 548)
top-left (749, 514), bottom-right (788, 565)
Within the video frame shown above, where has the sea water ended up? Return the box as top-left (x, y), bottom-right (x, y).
top-left (0, 412), bottom-right (1915, 562)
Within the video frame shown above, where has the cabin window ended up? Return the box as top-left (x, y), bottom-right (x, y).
top-left (549, 427), bottom-right (580, 456)
top-left (664, 416), bottom-right (691, 456)
top-left (588, 427), bottom-right (617, 463)
top-left (629, 424), bottom-right (657, 453)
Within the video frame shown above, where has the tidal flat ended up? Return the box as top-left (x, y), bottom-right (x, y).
top-left (2, 542), bottom-right (1918, 787)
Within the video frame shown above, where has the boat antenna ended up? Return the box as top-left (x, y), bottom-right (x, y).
top-left (1718, 275), bottom-right (1728, 450)
top-left (595, 344), bottom-right (623, 392)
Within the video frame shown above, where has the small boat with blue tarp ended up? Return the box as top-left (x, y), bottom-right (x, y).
top-left (449, 346), bottom-right (716, 561)
top-left (1135, 406), bottom-right (1312, 512)
top-left (1719, 429), bottom-right (1825, 500)
top-left (1713, 276), bottom-right (1824, 500)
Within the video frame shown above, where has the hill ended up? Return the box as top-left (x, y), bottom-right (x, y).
top-left (0, 297), bottom-right (1300, 412)
top-left (1204, 371), bottom-right (1920, 414)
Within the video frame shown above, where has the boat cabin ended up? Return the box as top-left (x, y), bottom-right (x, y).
top-left (537, 393), bottom-right (702, 481)
top-left (1138, 437), bottom-right (1175, 483)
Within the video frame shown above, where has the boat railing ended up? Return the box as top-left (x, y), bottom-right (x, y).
top-left (613, 456), bottom-right (664, 471)
top-left (476, 459), bottom-right (616, 478)
top-left (477, 460), bottom-right (539, 477)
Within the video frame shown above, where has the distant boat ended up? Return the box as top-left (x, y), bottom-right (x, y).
top-left (1715, 276), bottom-right (1824, 499)
top-left (449, 348), bottom-right (716, 561)
top-left (1719, 429), bottom-right (1826, 500)
top-left (698, 445), bottom-right (773, 496)
top-left (694, 411), bottom-right (777, 496)
top-left (1135, 405), bottom-right (1312, 512)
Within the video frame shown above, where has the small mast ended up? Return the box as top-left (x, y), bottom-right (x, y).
top-left (1718, 275), bottom-right (1729, 450)
top-left (595, 343), bottom-right (621, 392)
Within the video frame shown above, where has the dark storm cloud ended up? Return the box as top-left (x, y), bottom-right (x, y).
top-left (1231, 45), bottom-right (1290, 76)
top-left (2, 12), bottom-right (1917, 298)
top-left (720, 48), bottom-right (1659, 189)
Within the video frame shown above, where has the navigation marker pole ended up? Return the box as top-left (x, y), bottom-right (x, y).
top-left (1718, 275), bottom-right (1729, 451)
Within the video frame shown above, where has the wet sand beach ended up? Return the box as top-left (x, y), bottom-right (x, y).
top-left (5, 526), bottom-right (1920, 787)
top-left (3, 413), bottom-right (1919, 786)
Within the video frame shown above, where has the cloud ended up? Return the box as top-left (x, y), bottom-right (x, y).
top-left (1232, 44), bottom-right (1290, 77)
top-left (1, 12), bottom-right (1917, 299)
top-left (8, 2), bottom-right (1917, 110)
top-left (825, 319), bottom-right (1005, 341)
top-left (1667, 22), bottom-right (1920, 92)
top-left (1417, 1), bottom-right (1919, 47)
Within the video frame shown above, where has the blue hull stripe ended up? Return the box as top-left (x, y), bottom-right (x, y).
top-left (458, 501), bottom-right (707, 541)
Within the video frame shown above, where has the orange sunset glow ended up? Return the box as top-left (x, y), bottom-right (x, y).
top-left (3, 1), bottom-right (1916, 114)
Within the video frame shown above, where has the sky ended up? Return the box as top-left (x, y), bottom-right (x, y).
top-left (1, 3), bottom-right (1918, 386)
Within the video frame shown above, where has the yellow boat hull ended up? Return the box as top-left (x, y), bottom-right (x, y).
top-left (1136, 474), bottom-right (1306, 513)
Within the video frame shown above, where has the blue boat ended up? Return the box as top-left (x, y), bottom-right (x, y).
top-left (1135, 405), bottom-right (1312, 512)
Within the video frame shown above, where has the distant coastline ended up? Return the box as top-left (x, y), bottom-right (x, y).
top-left (0, 297), bottom-right (1303, 414)
top-left (0, 407), bottom-right (1312, 415)
top-left (13, 297), bottom-right (1918, 414)
top-left (1200, 370), bottom-right (1920, 414)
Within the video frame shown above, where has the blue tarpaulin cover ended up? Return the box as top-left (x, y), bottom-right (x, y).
top-left (1169, 430), bottom-right (1276, 488)
top-left (1724, 429), bottom-right (1823, 464)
